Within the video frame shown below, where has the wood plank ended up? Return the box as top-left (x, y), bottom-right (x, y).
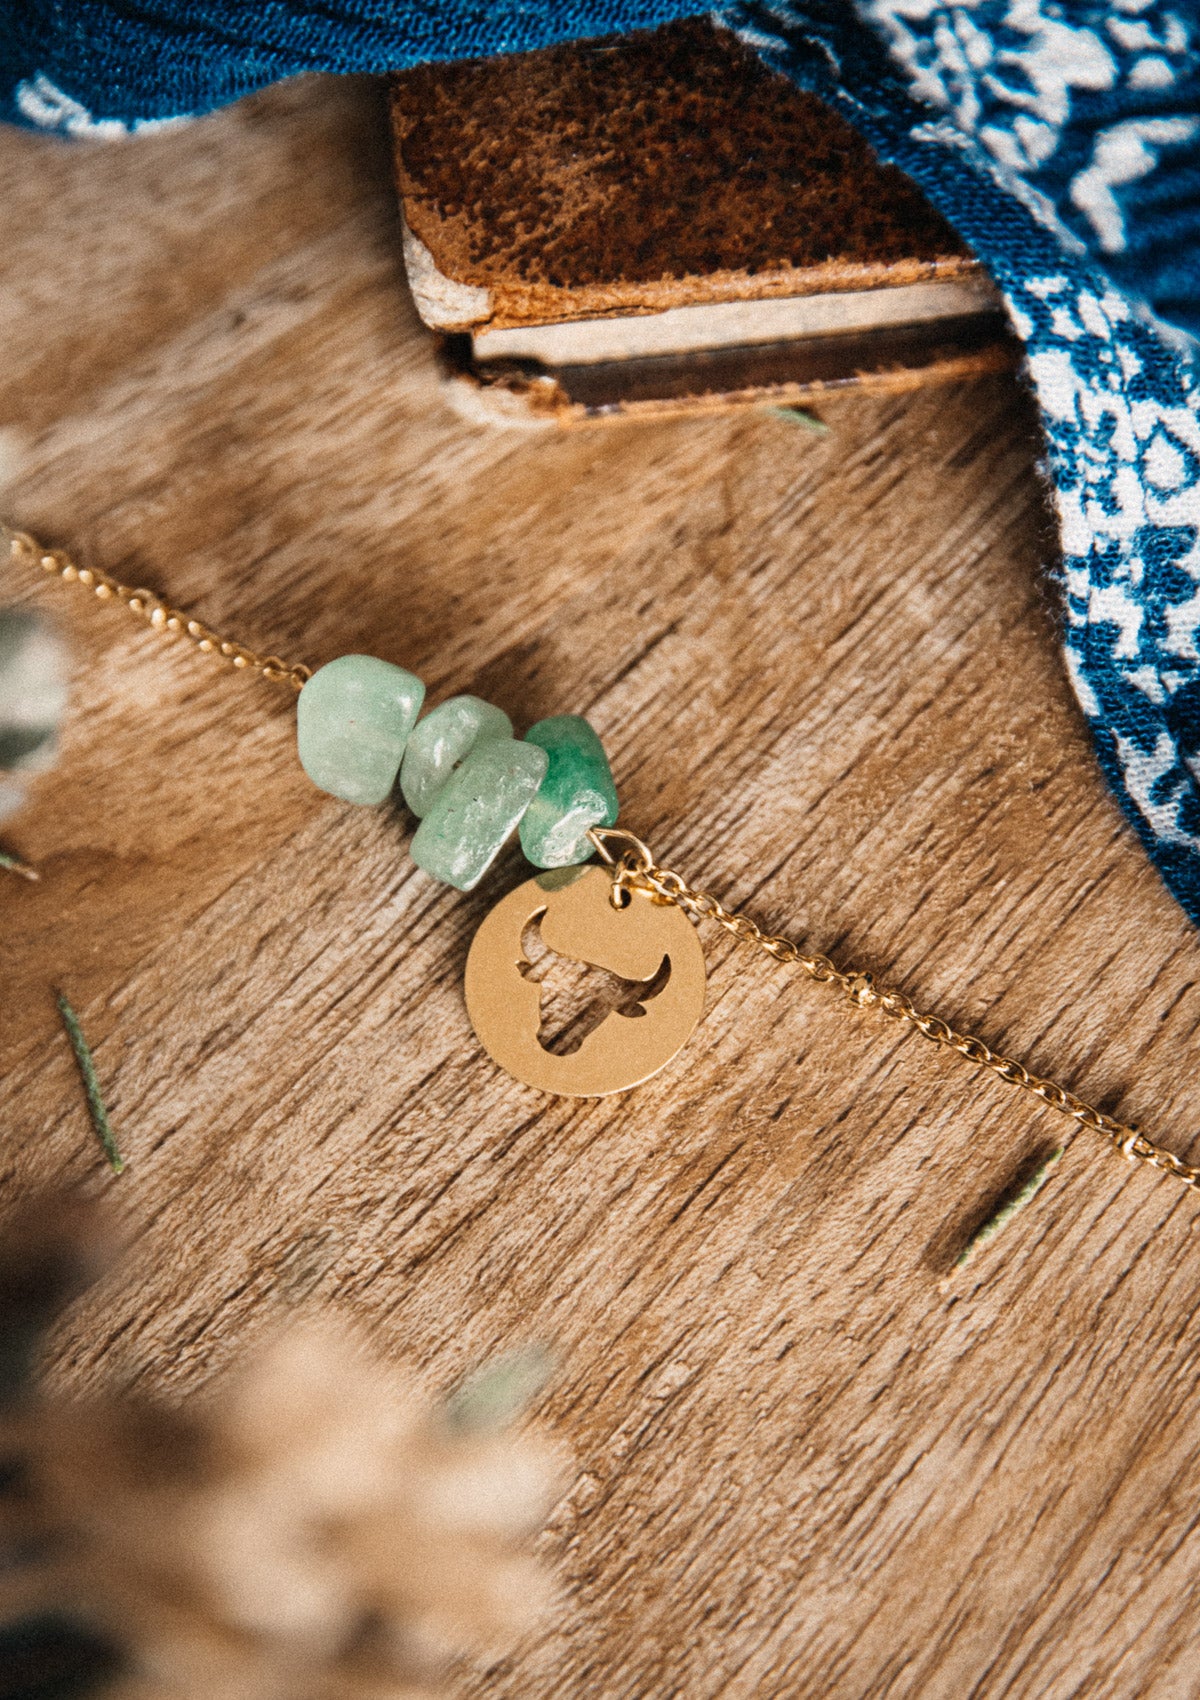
top-left (3, 73), bottom-right (1200, 1700)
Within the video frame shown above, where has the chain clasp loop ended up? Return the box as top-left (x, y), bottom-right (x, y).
top-left (586, 827), bottom-right (657, 910)
top-left (586, 826), bottom-right (655, 873)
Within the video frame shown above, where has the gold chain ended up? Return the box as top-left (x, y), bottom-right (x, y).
top-left (9, 525), bottom-right (1197, 1190)
top-left (3, 527), bottom-right (312, 691)
top-left (588, 827), bottom-right (1200, 1192)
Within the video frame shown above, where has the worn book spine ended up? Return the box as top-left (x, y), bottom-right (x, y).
top-left (390, 18), bottom-right (1016, 422)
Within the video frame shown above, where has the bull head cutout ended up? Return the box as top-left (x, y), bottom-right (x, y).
top-left (465, 865), bottom-right (706, 1096)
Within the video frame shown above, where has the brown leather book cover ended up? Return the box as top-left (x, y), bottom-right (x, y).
top-left (389, 18), bottom-right (1014, 423)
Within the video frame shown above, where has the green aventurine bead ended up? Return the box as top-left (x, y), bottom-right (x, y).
top-left (519, 715), bottom-right (618, 868)
top-left (400, 695), bottom-right (514, 818)
top-left (411, 737), bottom-right (548, 891)
top-left (297, 654), bottom-right (424, 805)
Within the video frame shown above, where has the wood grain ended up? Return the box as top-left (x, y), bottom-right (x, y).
top-left (4, 74), bottom-right (1200, 1700)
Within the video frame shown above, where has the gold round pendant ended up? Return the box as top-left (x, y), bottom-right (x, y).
top-left (464, 864), bottom-right (706, 1096)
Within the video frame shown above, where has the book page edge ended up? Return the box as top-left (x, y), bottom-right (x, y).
top-left (401, 219), bottom-right (494, 331)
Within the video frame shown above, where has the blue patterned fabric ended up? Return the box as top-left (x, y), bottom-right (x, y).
top-left (3, 3), bottom-right (1200, 922)
top-left (720, 0), bottom-right (1200, 922)
top-left (0, 3), bottom-right (714, 130)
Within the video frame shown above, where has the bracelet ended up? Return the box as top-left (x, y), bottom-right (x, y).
top-left (8, 524), bottom-right (1200, 1193)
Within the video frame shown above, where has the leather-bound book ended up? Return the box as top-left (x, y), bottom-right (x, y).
top-left (389, 17), bottom-right (1015, 425)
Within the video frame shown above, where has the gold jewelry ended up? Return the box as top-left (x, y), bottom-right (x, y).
top-left (9, 524), bottom-right (1198, 1192)
top-left (465, 863), bottom-right (706, 1095)
top-left (585, 827), bottom-right (1200, 1188)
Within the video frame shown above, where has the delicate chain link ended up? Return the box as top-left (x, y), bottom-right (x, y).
top-left (588, 827), bottom-right (1200, 1192)
top-left (4, 527), bottom-right (312, 691)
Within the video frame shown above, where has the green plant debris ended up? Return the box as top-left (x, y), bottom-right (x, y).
top-left (955, 1146), bottom-right (1064, 1271)
top-left (766, 405), bottom-right (831, 435)
top-left (55, 992), bottom-right (124, 1175)
top-left (443, 1345), bottom-right (553, 1435)
top-left (0, 846), bottom-right (37, 880)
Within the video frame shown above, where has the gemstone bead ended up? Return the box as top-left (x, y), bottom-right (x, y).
top-left (399, 695), bottom-right (513, 818)
top-left (297, 654), bottom-right (424, 805)
top-left (519, 715), bottom-right (618, 868)
top-left (410, 737), bottom-right (548, 891)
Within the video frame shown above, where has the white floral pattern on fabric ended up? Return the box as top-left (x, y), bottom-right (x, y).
top-left (15, 72), bottom-right (185, 137)
top-left (1071, 116), bottom-right (1197, 254)
top-left (1015, 275), bottom-right (1200, 850)
top-left (857, 0), bottom-right (1199, 331)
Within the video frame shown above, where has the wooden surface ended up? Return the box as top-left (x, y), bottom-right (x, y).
top-left (4, 75), bottom-right (1200, 1700)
